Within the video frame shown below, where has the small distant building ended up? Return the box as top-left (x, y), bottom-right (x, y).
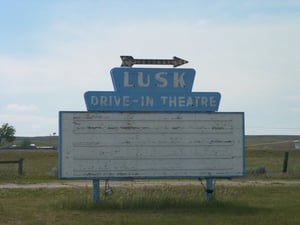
top-left (294, 140), bottom-right (300, 149)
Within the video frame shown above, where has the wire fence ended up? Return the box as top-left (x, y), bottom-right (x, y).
top-left (246, 149), bottom-right (300, 178)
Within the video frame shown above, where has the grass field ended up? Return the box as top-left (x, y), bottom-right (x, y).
top-left (0, 150), bottom-right (57, 183)
top-left (0, 185), bottom-right (299, 225)
top-left (0, 135), bottom-right (299, 224)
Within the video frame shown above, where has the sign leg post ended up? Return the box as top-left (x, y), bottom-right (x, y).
top-left (282, 151), bottom-right (289, 173)
top-left (206, 178), bottom-right (214, 201)
top-left (93, 179), bottom-right (100, 204)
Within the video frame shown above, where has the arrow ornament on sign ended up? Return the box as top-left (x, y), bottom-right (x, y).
top-left (121, 56), bottom-right (188, 67)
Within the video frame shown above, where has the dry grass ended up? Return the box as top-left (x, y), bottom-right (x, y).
top-left (0, 185), bottom-right (299, 225)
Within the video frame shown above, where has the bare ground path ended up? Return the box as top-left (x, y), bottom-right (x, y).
top-left (0, 179), bottom-right (299, 189)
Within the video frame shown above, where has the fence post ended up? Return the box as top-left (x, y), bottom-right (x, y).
top-left (18, 158), bottom-right (24, 176)
top-left (282, 152), bottom-right (289, 173)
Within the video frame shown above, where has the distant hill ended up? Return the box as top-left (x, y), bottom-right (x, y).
top-left (246, 135), bottom-right (300, 151)
top-left (1, 136), bottom-right (58, 149)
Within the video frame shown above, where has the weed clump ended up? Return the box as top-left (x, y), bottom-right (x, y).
top-left (247, 165), bottom-right (266, 176)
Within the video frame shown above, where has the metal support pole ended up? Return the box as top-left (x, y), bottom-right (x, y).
top-left (282, 152), bottom-right (289, 173)
top-left (206, 178), bottom-right (214, 201)
top-left (93, 179), bottom-right (100, 204)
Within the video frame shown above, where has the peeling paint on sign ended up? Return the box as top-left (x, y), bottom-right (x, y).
top-left (59, 112), bottom-right (244, 179)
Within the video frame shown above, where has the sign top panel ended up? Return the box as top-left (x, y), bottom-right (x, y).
top-left (111, 67), bottom-right (196, 93)
top-left (85, 67), bottom-right (221, 112)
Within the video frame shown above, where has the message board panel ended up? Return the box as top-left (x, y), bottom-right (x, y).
top-left (59, 112), bottom-right (244, 179)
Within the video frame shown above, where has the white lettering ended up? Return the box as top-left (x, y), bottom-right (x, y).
top-left (91, 96), bottom-right (99, 106)
top-left (173, 72), bottom-right (185, 88)
top-left (123, 96), bottom-right (130, 106)
top-left (114, 96), bottom-right (121, 106)
top-left (145, 96), bottom-right (154, 107)
top-left (138, 72), bottom-right (150, 87)
top-left (186, 96), bottom-right (193, 107)
top-left (90, 95), bottom-right (217, 109)
top-left (90, 96), bottom-right (130, 107)
top-left (194, 96), bottom-right (201, 107)
top-left (155, 72), bottom-right (168, 87)
top-left (122, 71), bottom-right (188, 89)
top-left (161, 96), bottom-right (168, 105)
top-left (201, 97), bottom-right (208, 107)
top-left (100, 96), bottom-right (107, 106)
top-left (123, 72), bottom-right (134, 87)
top-left (178, 96), bottom-right (185, 107)
top-left (209, 96), bottom-right (216, 107)
top-left (158, 96), bottom-right (217, 108)
top-left (169, 96), bottom-right (176, 107)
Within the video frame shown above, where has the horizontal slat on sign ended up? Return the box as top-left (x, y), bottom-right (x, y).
top-left (71, 147), bottom-right (242, 160)
top-left (72, 134), bottom-right (234, 146)
top-left (72, 158), bottom-right (239, 172)
top-left (70, 158), bottom-right (243, 178)
top-left (73, 119), bottom-right (233, 134)
top-left (73, 113), bottom-right (230, 122)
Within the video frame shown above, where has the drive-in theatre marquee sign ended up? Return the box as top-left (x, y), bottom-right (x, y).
top-left (59, 56), bottom-right (245, 203)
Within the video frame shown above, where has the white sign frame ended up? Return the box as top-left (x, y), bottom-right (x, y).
top-left (59, 112), bottom-right (244, 179)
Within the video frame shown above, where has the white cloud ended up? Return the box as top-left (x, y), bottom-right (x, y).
top-left (1, 11), bottom-right (300, 135)
top-left (289, 107), bottom-right (300, 113)
top-left (0, 113), bottom-right (57, 136)
top-left (5, 104), bottom-right (40, 113)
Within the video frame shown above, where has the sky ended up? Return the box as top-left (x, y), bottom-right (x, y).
top-left (0, 0), bottom-right (300, 136)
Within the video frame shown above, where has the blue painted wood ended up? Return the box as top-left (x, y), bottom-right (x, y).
top-left (111, 67), bottom-right (195, 93)
top-left (84, 67), bottom-right (221, 112)
top-left (84, 91), bottom-right (220, 112)
top-left (206, 178), bottom-right (214, 201)
top-left (93, 179), bottom-right (100, 204)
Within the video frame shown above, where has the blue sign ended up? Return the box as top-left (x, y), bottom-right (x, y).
top-left (111, 68), bottom-right (195, 93)
top-left (84, 67), bottom-right (221, 112)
